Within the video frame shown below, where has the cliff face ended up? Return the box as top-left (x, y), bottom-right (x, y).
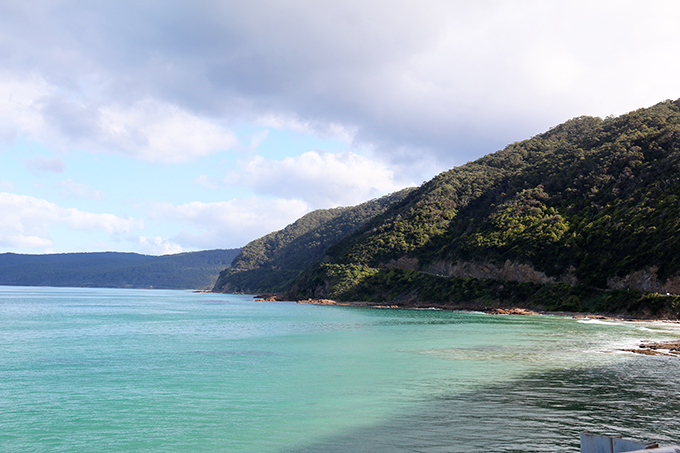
top-left (396, 257), bottom-right (680, 295)
top-left (607, 267), bottom-right (680, 294)
top-left (424, 259), bottom-right (570, 285)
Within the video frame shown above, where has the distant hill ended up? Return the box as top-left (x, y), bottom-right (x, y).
top-left (215, 99), bottom-right (680, 318)
top-left (0, 249), bottom-right (240, 290)
top-left (212, 189), bottom-right (414, 294)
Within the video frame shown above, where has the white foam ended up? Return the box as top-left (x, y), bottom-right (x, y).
top-left (576, 318), bottom-right (624, 326)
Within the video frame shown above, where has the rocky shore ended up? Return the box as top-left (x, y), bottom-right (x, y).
top-left (483, 307), bottom-right (542, 316)
top-left (296, 298), bottom-right (349, 306)
top-left (620, 340), bottom-right (680, 357)
top-left (258, 295), bottom-right (543, 313)
top-left (252, 294), bottom-right (680, 323)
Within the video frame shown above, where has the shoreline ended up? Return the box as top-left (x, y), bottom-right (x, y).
top-left (255, 295), bottom-right (680, 357)
top-left (290, 298), bottom-right (680, 358)
top-left (261, 296), bottom-right (680, 323)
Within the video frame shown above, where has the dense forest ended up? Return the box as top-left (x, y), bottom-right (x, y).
top-left (214, 99), bottom-right (680, 318)
top-left (0, 249), bottom-right (240, 290)
top-left (213, 189), bottom-right (413, 293)
top-left (325, 103), bottom-right (680, 286)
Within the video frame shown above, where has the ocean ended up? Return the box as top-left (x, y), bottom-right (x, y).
top-left (1, 286), bottom-right (679, 452)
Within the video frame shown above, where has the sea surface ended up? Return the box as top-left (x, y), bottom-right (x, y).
top-left (1, 286), bottom-right (679, 452)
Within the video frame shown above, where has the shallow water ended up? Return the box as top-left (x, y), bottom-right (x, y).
top-left (1, 286), bottom-right (679, 452)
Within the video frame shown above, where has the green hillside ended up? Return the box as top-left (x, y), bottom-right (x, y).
top-left (212, 189), bottom-right (414, 293)
top-left (324, 100), bottom-right (680, 287)
top-left (0, 249), bottom-right (240, 290)
top-left (215, 99), bottom-right (680, 317)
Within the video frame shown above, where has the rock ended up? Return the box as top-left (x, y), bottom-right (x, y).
top-left (296, 298), bottom-right (340, 305)
top-left (620, 340), bottom-right (680, 356)
top-left (426, 260), bottom-right (560, 285)
top-left (484, 307), bottom-right (541, 316)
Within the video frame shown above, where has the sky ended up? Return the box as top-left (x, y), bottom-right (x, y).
top-left (1, 0), bottom-right (680, 255)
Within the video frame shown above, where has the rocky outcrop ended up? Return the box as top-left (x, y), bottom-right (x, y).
top-left (484, 308), bottom-right (541, 316)
top-left (608, 266), bottom-right (662, 292)
top-left (607, 266), bottom-right (680, 295)
top-left (296, 298), bottom-right (349, 305)
top-left (621, 340), bottom-right (680, 356)
top-left (386, 258), bottom-right (680, 296)
top-left (661, 276), bottom-right (680, 295)
top-left (254, 295), bottom-right (281, 302)
top-left (384, 256), bottom-right (420, 271)
top-left (425, 259), bottom-right (562, 285)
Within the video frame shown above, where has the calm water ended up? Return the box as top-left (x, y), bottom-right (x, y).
top-left (1, 286), bottom-right (679, 452)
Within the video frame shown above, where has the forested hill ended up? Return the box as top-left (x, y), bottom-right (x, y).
top-left (0, 249), bottom-right (240, 290)
top-left (212, 189), bottom-right (414, 294)
top-left (320, 99), bottom-right (680, 288)
top-left (217, 99), bottom-right (680, 317)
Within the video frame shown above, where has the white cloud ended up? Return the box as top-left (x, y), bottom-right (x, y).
top-left (0, 72), bottom-right (238, 164)
top-left (226, 150), bottom-right (406, 208)
top-left (63, 209), bottom-right (141, 233)
top-left (3, 1), bottom-right (680, 172)
top-left (0, 73), bottom-right (51, 141)
top-left (2, 0), bottom-right (680, 256)
top-left (248, 129), bottom-right (270, 150)
top-left (25, 156), bottom-right (65, 173)
top-left (0, 192), bottom-right (143, 251)
top-left (97, 99), bottom-right (239, 163)
top-left (137, 236), bottom-right (184, 255)
top-left (256, 115), bottom-right (358, 144)
top-left (147, 197), bottom-right (310, 249)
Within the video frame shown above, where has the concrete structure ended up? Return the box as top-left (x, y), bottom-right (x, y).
top-left (627, 449), bottom-right (680, 453)
top-left (581, 433), bottom-right (680, 453)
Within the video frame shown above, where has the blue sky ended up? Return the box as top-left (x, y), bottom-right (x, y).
top-left (1, 0), bottom-right (680, 255)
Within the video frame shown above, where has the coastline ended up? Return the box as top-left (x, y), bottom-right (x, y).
top-left (287, 297), bottom-right (680, 358)
top-left (256, 295), bottom-right (680, 323)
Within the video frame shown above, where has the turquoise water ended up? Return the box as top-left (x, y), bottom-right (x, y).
top-left (1, 287), bottom-right (680, 452)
